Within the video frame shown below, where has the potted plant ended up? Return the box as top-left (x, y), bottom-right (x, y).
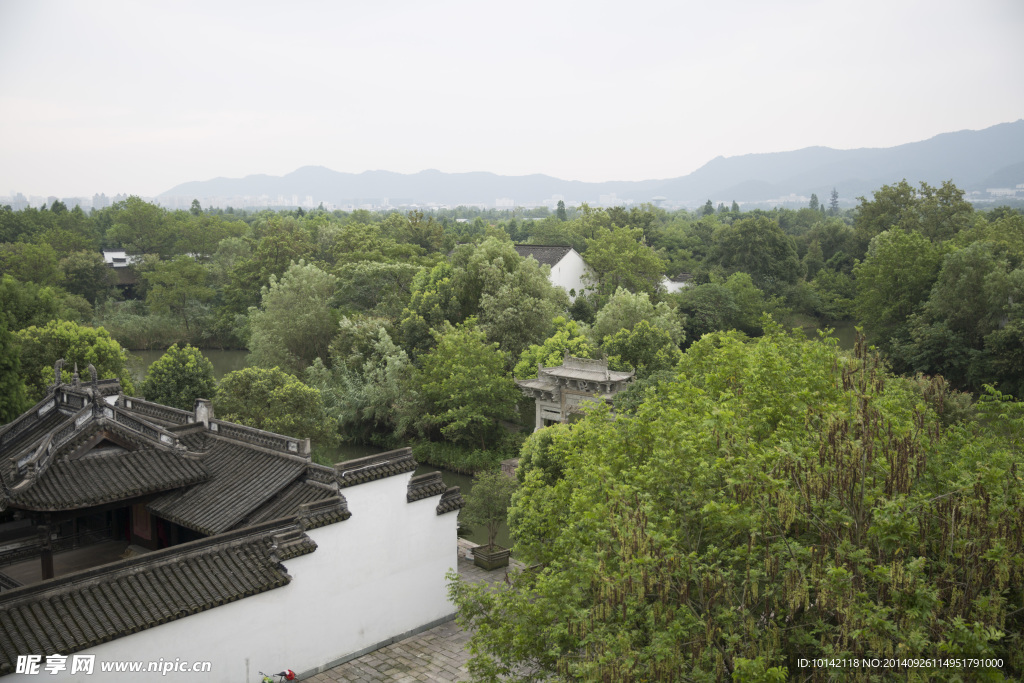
top-left (461, 468), bottom-right (517, 570)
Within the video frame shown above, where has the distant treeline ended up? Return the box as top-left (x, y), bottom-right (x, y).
top-left (1, 182), bottom-right (1022, 463)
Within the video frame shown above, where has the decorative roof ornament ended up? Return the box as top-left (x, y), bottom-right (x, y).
top-left (88, 362), bottom-right (98, 411)
top-left (72, 363), bottom-right (80, 387)
top-left (53, 359), bottom-right (64, 388)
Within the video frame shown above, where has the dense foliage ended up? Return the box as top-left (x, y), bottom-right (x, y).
top-left (213, 366), bottom-right (337, 449)
top-left (460, 469), bottom-right (519, 548)
top-left (1, 188), bottom-right (1022, 469)
top-left (3, 186), bottom-right (1024, 678)
top-left (140, 343), bottom-right (216, 411)
top-left (414, 321), bottom-right (518, 450)
top-left (14, 320), bottom-right (135, 400)
top-left (450, 325), bottom-right (1024, 681)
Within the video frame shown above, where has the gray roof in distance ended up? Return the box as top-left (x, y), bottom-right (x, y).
top-left (513, 245), bottom-right (573, 267)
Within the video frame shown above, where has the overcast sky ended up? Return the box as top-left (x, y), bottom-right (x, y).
top-left (1, 0), bottom-right (1022, 197)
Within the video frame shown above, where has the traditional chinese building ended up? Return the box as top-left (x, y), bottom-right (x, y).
top-left (515, 354), bottom-right (634, 431)
top-left (0, 361), bottom-right (463, 680)
top-left (513, 245), bottom-right (593, 301)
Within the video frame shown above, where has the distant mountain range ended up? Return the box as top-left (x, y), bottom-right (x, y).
top-left (160, 120), bottom-right (1024, 207)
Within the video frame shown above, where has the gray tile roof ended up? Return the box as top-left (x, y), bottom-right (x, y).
top-left (0, 405), bottom-right (69, 486)
top-left (336, 448), bottom-right (416, 488)
top-left (0, 520), bottom-right (315, 676)
top-left (436, 487), bottom-right (465, 515)
top-left (407, 472), bottom-right (447, 502)
top-left (541, 356), bottom-right (634, 383)
top-left (7, 447), bottom-right (208, 511)
top-left (242, 478), bottom-right (346, 528)
top-left (513, 245), bottom-right (573, 267)
top-left (147, 437), bottom-right (308, 536)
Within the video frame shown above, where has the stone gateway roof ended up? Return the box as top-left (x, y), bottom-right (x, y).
top-left (0, 520), bottom-right (315, 675)
top-left (513, 245), bottom-right (573, 267)
top-left (516, 355), bottom-right (634, 400)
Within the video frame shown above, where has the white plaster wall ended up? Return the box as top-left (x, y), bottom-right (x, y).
top-left (661, 276), bottom-right (691, 294)
top-left (20, 471), bottom-right (459, 682)
top-left (548, 249), bottom-right (592, 300)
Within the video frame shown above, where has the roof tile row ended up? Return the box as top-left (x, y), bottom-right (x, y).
top-left (0, 521), bottom-right (313, 675)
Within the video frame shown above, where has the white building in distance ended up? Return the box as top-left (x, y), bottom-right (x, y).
top-left (514, 245), bottom-right (592, 301)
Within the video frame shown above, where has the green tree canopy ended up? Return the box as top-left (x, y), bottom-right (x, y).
top-left (854, 179), bottom-right (973, 249)
top-left (583, 223), bottom-right (666, 297)
top-left (464, 238), bottom-right (567, 361)
top-left (461, 469), bottom-right (518, 548)
top-left (0, 275), bottom-right (64, 331)
top-left (144, 255), bottom-right (214, 338)
top-left (0, 318), bottom-right (27, 422)
top-left (414, 320), bottom-right (517, 449)
top-left (590, 287), bottom-right (683, 346)
top-left (247, 260), bottom-right (338, 374)
top-left (895, 243), bottom-right (1024, 395)
top-left (854, 228), bottom-right (945, 354)
top-left (225, 216), bottom-right (314, 317)
top-left (0, 242), bottom-right (62, 286)
top-left (140, 343), bottom-right (217, 411)
top-left (399, 260), bottom-right (461, 358)
top-left (514, 316), bottom-right (598, 379)
top-left (107, 196), bottom-right (176, 256)
top-left (601, 319), bottom-right (682, 377)
top-left (401, 238), bottom-right (566, 360)
top-left (710, 215), bottom-right (802, 292)
top-left (305, 319), bottom-right (415, 446)
top-left (674, 272), bottom-right (777, 342)
top-left (451, 324), bottom-right (1024, 680)
top-left (214, 366), bottom-right (337, 448)
top-left (14, 320), bottom-right (135, 401)
top-left (59, 250), bottom-right (117, 305)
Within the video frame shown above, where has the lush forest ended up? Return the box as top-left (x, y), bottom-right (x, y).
top-left (1, 186), bottom-right (1023, 460)
top-left (1, 182), bottom-right (1023, 677)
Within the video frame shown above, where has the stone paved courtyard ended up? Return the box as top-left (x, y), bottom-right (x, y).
top-left (307, 544), bottom-right (519, 683)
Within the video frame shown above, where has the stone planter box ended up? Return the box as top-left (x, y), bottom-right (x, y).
top-left (472, 544), bottom-right (511, 571)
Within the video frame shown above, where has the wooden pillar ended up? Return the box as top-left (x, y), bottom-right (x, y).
top-left (38, 523), bottom-right (54, 581)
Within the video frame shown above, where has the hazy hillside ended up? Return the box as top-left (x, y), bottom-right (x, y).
top-left (160, 120), bottom-right (1024, 206)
